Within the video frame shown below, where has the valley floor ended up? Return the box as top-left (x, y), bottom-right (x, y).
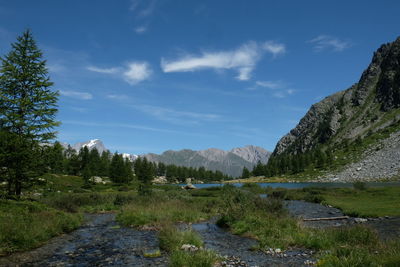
top-left (1, 181), bottom-right (399, 266)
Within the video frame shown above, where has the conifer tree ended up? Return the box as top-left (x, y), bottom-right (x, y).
top-left (241, 167), bottom-right (251, 178)
top-left (0, 30), bottom-right (59, 196)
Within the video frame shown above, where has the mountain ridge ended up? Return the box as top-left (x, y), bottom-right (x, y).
top-left (143, 145), bottom-right (271, 177)
top-left (271, 36), bottom-right (400, 181)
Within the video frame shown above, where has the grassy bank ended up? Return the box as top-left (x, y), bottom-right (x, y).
top-left (271, 185), bottom-right (400, 217)
top-left (218, 186), bottom-right (400, 266)
top-left (0, 200), bottom-right (82, 255)
top-left (117, 191), bottom-right (219, 227)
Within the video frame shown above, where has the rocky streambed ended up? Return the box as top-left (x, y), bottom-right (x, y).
top-left (0, 213), bottom-right (168, 267)
top-left (1, 201), bottom-right (398, 267)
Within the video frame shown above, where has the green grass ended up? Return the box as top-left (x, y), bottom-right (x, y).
top-left (322, 187), bottom-right (400, 217)
top-left (0, 200), bottom-right (82, 255)
top-left (41, 191), bottom-right (138, 213)
top-left (169, 250), bottom-right (219, 267)
top-left (217, 186), bottom-right (400, 266)
top-left (158, 225), bottom-right (219, 267)
top-left (117, 194), bottom-right (216, 227)
top-left (158, 225), bottom-right (203, 252)
top-left (279, 186), bottom-right (400, 217)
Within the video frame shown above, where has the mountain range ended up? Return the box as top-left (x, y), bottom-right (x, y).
top-left (66, 140), bottom-right (270, 178)
top-left (143, 145), bottom-right (271, 177)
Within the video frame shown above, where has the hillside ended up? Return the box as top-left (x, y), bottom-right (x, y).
top-left (271, 36), bottom-right (400, 181)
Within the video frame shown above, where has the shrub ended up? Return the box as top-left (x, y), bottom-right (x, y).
top-left (353, 181), bottom-right (367, 191)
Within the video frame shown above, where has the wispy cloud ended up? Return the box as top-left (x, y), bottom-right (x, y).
top-left (87, 61), bottom-right (152, 85)
top-left (263, 41), bottom-right (286, 57)
top-left (252, 80), bottom-right (295, 98)
top-left (131, 104), bottom-right (221, 125)
top-left (106, 94), bottom-right (131, 100)
top-left (47, 63), bottom-right (67, 74)
top-left (62, 120), bottom-right (214, 138)
top-left (86, 66), bottom-right (120, 74)
top-left (129, 0), bottom-right (158, 34)
top-left (255, 80), bottom-right (283, 89)
top-left (309, 35), bottom-right (352, 52)
top-left (134, 25), bottom-right (148, 34)
top-left (60, 90), bottom-right (93, 100)
top-left (123, 62), bottom-right (152, 85)
top-left (130, 0), bottom-right (157, 17)
top-left (161, 41), bottom-right (286, 81)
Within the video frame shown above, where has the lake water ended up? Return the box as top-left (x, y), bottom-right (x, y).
top-left (177, 181), bottom-right (400, 189)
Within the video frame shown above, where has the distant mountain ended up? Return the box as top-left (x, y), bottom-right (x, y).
top-left (144, 145), bottom-right (271, 177)
top-left (271, 36), bottom-right (400, 181)
top-left (230, 145), bottom-right (270, 164)
top-left (66, 139), bottom-right (139, 161)
top-left (72, 139), bottom-right (107, 154)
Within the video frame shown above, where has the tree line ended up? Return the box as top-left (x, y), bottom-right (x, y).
top-left (242, 148), bottom-right (334, 178)
top-left (43, 143), bottom-right (231, 184)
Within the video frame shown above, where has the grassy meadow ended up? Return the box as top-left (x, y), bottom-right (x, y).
top-left (0, 175), bottom-right (399, 266)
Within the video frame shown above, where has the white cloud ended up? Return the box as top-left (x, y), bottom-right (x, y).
top-left (134, 25), bottom-right (147, 34)
top-left (86, 66), bottom-right (120, 74)
top-left (161, 41), bottom-right (285, 81)
top-left (123, 62), bottom-right (152, 85)
top-left (255, 80), bottom-right (282, 89)
top-left (262, 41), bottom-right (286, 56)
top-left (87, 62), bottom-right (152, 85)
top-left (309, 35), bottom-right (351, 52)
top-left (60, 90), bottom-right (93, 100)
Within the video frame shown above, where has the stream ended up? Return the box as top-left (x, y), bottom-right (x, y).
top-left (1, 201), bottom-right (398, 266)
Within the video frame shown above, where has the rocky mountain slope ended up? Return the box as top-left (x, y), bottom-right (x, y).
top-left (272, 36), bottom-right (400, 181)
top-left (72, 139), bottom-right (108, 154)
top-left (144, 145), bottom-right (271, 177)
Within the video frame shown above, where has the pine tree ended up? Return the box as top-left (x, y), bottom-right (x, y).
top-left (241, 167), bottom-right (251, 178)
top-left (0, 30), bottom-right (59, 196)
top-left (136, 157), bottom-right (153, 195)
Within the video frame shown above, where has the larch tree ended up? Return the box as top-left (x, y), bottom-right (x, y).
top-left (0, 30), bottom-right (59, 197)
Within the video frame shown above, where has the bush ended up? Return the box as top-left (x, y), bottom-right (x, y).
top-left (271, 190), bottom-right (287, 199)
top-left (241, 183), bottom-right (264, 193)
top-left (304, 193), bottom-right (325, 203)
top-left (353, 181), bottom-right (367, 191)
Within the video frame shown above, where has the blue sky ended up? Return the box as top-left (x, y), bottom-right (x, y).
top-left (0, 0), bottom-right (399, 154)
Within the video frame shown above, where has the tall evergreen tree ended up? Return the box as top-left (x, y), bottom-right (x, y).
top-left (0, 30), bottom-right (59, 196)
top-left (136, 157), bottom-right (153, 195)
top-left (241, 167), bottom-right (251, 178)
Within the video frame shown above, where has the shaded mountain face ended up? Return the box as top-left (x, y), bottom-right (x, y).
top-left (273, 37), bottom-right (400, 156)
top-left (144, 145), bottom-right (271, 177)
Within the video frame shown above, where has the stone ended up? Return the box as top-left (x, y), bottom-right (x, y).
top-left (180, 244), bottom-right (199, 252)
top-left (354, 218), bottom-right (368, 223)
